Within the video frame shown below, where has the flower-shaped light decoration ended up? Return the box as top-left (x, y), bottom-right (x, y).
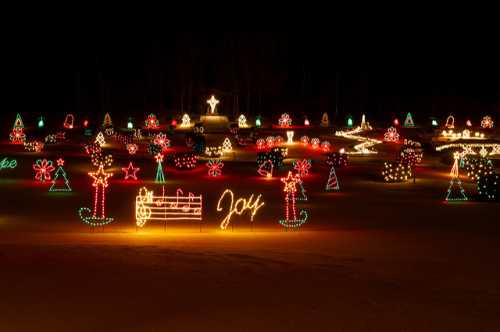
top-left (33, 159), bottom-right (55, 182)
top-left (154, 133), bottom-right (171, 149)
top-left (206, 159), bottom-right (224, 177)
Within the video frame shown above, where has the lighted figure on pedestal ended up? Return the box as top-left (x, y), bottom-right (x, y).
top-left (122, 162), bottom-right (140, 181)
top-left (33, 159), bottom-right (55, 182)
top-left (9, 113), bottom-right (26, 144)
top-left (49, 158), bottom-right (71, 192)
top-left (206, 159), bottom-right (224, 177)
top-left (278, 113), bottom-right (292, 127)
top-left (481, 116), bottom-right (494, 129)
top-left (293, 159), bottom-right (311, 177)
top-left (217, 189), bottom-right (265, 230)
top-left (95, 132), bottom-right (105, 146)
top-left (325, 166), bottom-right (340, 191)
top-left (255, 116), bottom-right (262, 128)
top-left (127, 118), bottom-right (134, 129)
top-left (279, 171), bottom-right (308, 228)
top-left (384, 127), bottom-right (400, 142)
top-left (446, 152), bottom-right (467, 201)
top-left (238, 114), bottom-right (248, 128)
top-left (78, 164), bottom-right (114, 227)
top-left (102, 113), bottom-right (113, 128)
top-left (320, 113), bottom-right (329, 127)
top-left (222, 137), bottom-right (232, 153)
top-left (38, 116), bottom-right (45, 129)
top-left (403, 112), bottom-right (415, 127)
top-left (286, 131), bottom-right (294, 144)
top-left (63, 114), bottom-right (75, 129)
top-left (206, 95), bottom-right (220, 114)
top-left (145, 113), bottom-right (160, 129)
top-left (445, 115), bottom-right (455, 129)
top-left (181, 113), bottom-right (191, 127)
top-left (154, 153), bottom-right (166, 184)
top-left (347, 115), bottom-right (353, 128)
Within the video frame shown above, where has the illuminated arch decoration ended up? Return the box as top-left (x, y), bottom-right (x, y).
top-left (206, 159), bottom-right (224, 177)
top-left (78, 164), bottom-right (114, 227)
top-left (481, 116), bottom-right (494, 129)
top-left (293, 159), bottom-right (311, 178)
top-left (206, 95), bottom-right (220, 114)
top-left (49, 158), bottom-right (72, 192)
top-left (403, 112), bottom-right (415, 128)
top-left (446, 152), bottom-right (467, 201)
top-left (278, 113), bottom-right (292, 127)
top-left (9, 113), bottom-right (26, 144)
top-left (238, 114), bottom-right (248, 128)
top-left (33, 159), bottom-right (55, 182)
top-left (145, 113), bottom-right (160, 129)
top-left (123, 162), bottom-right (140, 181)
top-left (135, 187), bottom-right (202, 228)
top-left (384, 127), bottom-right (400, 142)
top-left (63, 114), bottom-right (75, 129)
top-left (445, 115), bottom-right (455, 129)
top-left (279, 171), bottom-right (308, 228)
top-left (0, 157), bottom-right (17, 170)
top-left (217, 189), bottom-right (265, 230)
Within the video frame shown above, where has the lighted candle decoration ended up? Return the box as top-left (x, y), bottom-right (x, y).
top-left (217, 189), bottom-right (265, 230)
top-left (481, 116), bottom-right (494, 129)
top-left (33, 159), bottom-right (55, 182)
top-left (384, 127), bottom-right (400, 142)
top-left (286, 131), bottom-right (294, 144)
top-left (49, 158), bottom-right (72, 192)
top-left (63, 114), bottom-right (75, 129)
top-left (9, 113), bottom-right (26, 144)
top-left (135, 187), bottom-right (203, 228)
top-left (206, 159), bottom-right (224, 177)
top-left (181, 113), bottom-right (191, 127)
top-left (279, 171), bottom-right (308, 228)
top-left (445, 152), bottom-right (467, 201)
top-left (206, 95), bottom-right (220, 114)
top-left (78, 164), bottom-right (114, 227)
top-left (122, 162), bottom-right (140, 181)
top-left (278, 113), bottom-right (292, 127)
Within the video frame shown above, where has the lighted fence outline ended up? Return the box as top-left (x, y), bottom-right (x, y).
top-left (136, 188), bottom-right (202, 227)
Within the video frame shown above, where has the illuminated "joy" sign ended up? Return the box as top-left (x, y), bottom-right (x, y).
top-left (217, 189), bottom-right (265, 230)
top-left (0, 157), bottom-right (17, 170)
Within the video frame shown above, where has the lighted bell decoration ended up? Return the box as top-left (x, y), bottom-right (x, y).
top-left (347, 116), bottom-right (353, 128)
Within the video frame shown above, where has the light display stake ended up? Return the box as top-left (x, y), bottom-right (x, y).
top-left (403, 112), bottom-right (415, 127)
top-left (33, 159), bottom-right (55, 182)
top-left (384, 127), bottom-right (400, 142)
top-left (155, 154), bottom-right (166, 184)
top-left (136, 187), bottom-right (203, 227)
top-left (325, 166), bottom-right (340, 191)
top-left (63, 114), bottom-right (75, 129)
top-left (38, 116), bottom-right (45, 129)
top-left (481, 116), bottom-right (494, 129)
top-left (217, 189), bottom-right (265, 230)
top-left (222, 137), bottom-right (232, 152)
top-left (446, 152), bottom-right (467, 201)
top-left (145, 113), bottom-right (160, 129)
top-left (122, 162), bottom-right (140, 180)
top-left (181, 113), bottom-right (191, 127)
top-left (78, 164), bottom-right (114, 226)
top-left (103, 113), bottom-right (113, 128)
top-left (286, 130), bottom-right (294, 144)
top-left (95, 132), bottom-right (105, 146)
top-left (206, 159), bottom-right (224, 177)
top-left (238, 114), bottom-right (248, 128)
top-left (49, 158), bottom-right (72, 192)
top-left (320, 113), bottom-right (329, 127)
top-left (9, 113), bottom-right (26, 144)
top-left (257, 159), bottom-right (274, 178)
top-left (279, 171), bottom-right (308, 228)
top-left (278, 113), bottom-right (292, 127)
top-left (445, 115), bottom-right (455, 129)
top-left (207, 95), bottom-right (220, 114)
top-left (293, 159), bottom-right (311, 177)
top-left (0, 158), bottom-right (17, 170)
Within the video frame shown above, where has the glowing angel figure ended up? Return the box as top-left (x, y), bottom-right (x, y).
top-left (33, 159), bottom-right (55, 182)
top-left (279, 171), bottom-right (308, 228)
top-left (293, 159), bottom-right (312, 178)
top-left (207, 95), bottom-right (219, 114)
top-left (78, 164), bottom-right (114, 226)
top-left (206, 159), bottom-right (224, 177)
top-left (181, 113), bottom-right (191, 127)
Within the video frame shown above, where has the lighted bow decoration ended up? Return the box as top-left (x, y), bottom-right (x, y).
top-left (33, 159), bottom-right (55, 182)
top-left (206, 159), bottom-right (224, 177)
top-left (293, 159), bottom-right (311, 178)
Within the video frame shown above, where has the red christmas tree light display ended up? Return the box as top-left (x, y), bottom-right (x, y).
top-left (325, 166), bottom-right (340, 191)
top-left (279, 171), bottom-right (308, 228)
top-left (33, 159), bottom-right (55, 182)
top-left (9, 113), bottom-right (26, 144)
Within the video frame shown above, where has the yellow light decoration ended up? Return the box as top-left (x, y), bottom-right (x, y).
top-left (222, 137), bottom-right (232, 152)
top-left (286, 130), bottom-right (294, 144)
top-left (217, 189), bottom-right (265, 230)
top-left (136, 187), bottom-right (202, 227)
top-left (238, 114), bottom-right (248, 128)
top-left (180, 113), bottom-right (191, 127)
top-left (95, 132), bottom-right (105, 146)
top-left (481, 116), bottom-right (494, 129)
top-left (335, 127), bottom-right (381, 154)
top-left (206, 95), bottom-right (220, 114)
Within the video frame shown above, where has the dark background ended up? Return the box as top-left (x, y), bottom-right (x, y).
top-left (3, 31), bottom-right (499, 129)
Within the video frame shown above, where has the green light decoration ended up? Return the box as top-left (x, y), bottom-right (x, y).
top-left (403, 112), bottom-right (415, 128)
top-left (49, 159), bottom-right (72, 192)
top-left (38, 116), bottom-right (45, 128)
top-left (127, 118), bottom-right (134, 129)
top-left (155, 154), bottom-right (166, 184)
top-left (0, 157), bottom-right (17, 170)
top-left (255, 116), bottom-right (262, 128)
top-left (431, 119), bottom-right (438, 127)
top-left (347, 116), bottom-right (353, 128)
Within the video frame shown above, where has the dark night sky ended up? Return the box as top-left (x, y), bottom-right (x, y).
top-left (4, 31), bottom-right (499, 128)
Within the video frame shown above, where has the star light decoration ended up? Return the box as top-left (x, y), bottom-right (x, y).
top-left (279, 171), bottom-right (308, 228)
top-left (293, 159), bottom-right (312, 177)
top-left (207, 95), bottom-right (219, 114)
top-left (122, 162), bottom-right (140, 180)
top-left (206, 159), bottom-right (224, 177)
top-left (33, 159), bottom-right (56, 182)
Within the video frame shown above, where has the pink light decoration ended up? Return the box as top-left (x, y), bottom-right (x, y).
top-left (122, 162), bottom-right (140, 180)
